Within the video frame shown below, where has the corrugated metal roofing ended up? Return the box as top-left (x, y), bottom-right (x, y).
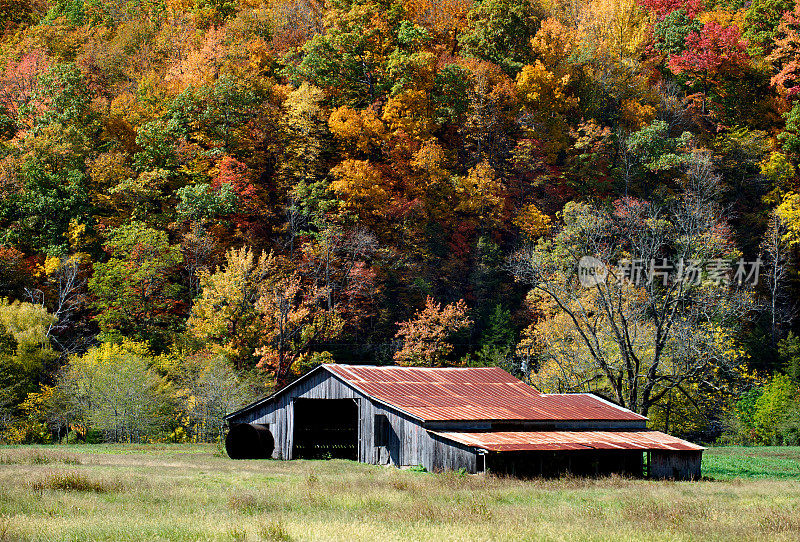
top-left (429, 430), bottom-right (705, 452)
top-left (325, 365), bottom-right (646, 423)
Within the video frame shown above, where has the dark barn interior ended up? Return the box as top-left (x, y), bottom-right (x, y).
top-left (291, 398), bottom-right (358, 460)
top-left (485, 450), bottom-right (644, 478)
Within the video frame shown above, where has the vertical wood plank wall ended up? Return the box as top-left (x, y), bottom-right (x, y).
top-left (649, 451), bottom-right (702, 480)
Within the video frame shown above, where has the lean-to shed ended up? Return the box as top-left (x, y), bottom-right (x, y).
top-left (224, 364), bottom-right (703, 479)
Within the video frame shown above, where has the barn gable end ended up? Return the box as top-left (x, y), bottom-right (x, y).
top-left (226, 366), bottom-right (438, 465)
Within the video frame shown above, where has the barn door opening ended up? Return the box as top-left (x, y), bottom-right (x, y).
top-left (292, 399), bottom-right (358, 460)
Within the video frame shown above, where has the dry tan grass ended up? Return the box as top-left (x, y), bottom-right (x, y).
top-left (30, 471), bottom-right (122, 493)
top-left (0, 448), bottom-right (81, 466)
top-left (0, 445), bottom-right (798, 541)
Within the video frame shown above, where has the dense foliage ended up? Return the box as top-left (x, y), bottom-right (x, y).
top-left (0, 0), bottom-right (799, 444)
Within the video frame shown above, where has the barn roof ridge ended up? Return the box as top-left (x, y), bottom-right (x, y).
top-left (541, 392), bottom-right (642, 418)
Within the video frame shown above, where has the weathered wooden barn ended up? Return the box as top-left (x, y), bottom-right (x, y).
top-left (224, 364), bottom-right (703, 479)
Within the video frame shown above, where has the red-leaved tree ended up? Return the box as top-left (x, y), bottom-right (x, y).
top-left (668, 23), bottom-right (749, 82)
top-left (668, 22), bottom-right (749, 112)
top-left (212, 156), bottom-right (259, 214)
top-left (0, 50), bottom-right (49, 132)
top-left (637, 0), bottom-right (704, 20)
top-left (768, 3), bottom-right (800, 100)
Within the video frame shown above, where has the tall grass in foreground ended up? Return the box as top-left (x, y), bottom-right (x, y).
top-left (0, 445), bottom-right (798, 541)
top-left (30, 471), bottom-right (121, 493)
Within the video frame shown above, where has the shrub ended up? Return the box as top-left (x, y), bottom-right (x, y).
top-left (722, 373), bottom-right (800, 445)
top-left (753, 374), bottom-right (800, 445)
top-left (57, 341), bottom-right (173, 443)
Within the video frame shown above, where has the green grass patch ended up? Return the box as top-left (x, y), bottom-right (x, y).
top-left (702, 446), bottom-right (800, 479)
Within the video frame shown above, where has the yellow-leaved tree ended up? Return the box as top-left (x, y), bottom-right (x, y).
top-left (530, 18), bottom-right (576, 77)
top-left (513, 203), bottom-right (551, 240)
top-left (328, 106), bottom-right (386, 157)
top-left (578, 0), bottom-right (648, 63)
top-left (516, 60), bottom-right (576, 161)
top-left (188, 247), bottom-right (279, 368)
top-left (409, 138), bottom-right (454, 210)
top-left (381, 89), bottom-right (436, 140)
top-left (0, 299), bottom-right (58, 443)
top-left (777, 192), bottom-right (800, 246)
top-left (454, 160), bottom-right (505, 225)
top-left (516, 63), bottom-right (573, 110)
top-left (760, 152), bottom-right (796, 205)
top-left (330, 159), bottom-right (390, 221)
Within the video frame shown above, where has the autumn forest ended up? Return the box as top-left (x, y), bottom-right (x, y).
top-left (0, 0), bottom-right (799, 445)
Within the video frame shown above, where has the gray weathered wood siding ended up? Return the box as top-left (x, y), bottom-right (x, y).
top-left (227, 369), bottom-right (479, 470)
top-left (425, 432), bottom-right (478, 473)
top-left (366, 402), bottom-right (479, 470)
top-left (650, 450), bottom-right (702, 480)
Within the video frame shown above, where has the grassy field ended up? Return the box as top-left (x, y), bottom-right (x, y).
top-left (0, 445), bottom-right (799, 541)
top-left (702, 446), bottom-right (800, 479)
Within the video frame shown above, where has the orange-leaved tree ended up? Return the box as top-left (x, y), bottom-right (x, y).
top-left (394, 297), bottom-right (472, 366)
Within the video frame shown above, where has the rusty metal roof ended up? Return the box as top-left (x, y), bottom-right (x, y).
top-left (429, 430), bottom-right (705, 452)
top-left (325, 365), bottom-right (646, 423)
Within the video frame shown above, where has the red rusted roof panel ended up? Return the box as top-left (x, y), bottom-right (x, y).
top-left (325, 365), bottom-right (646, 422)
top-left (429, 430), bottom-right (705, 452)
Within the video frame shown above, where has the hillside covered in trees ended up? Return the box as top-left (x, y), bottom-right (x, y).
top-left (0, 0), bottom-right (799, 445)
